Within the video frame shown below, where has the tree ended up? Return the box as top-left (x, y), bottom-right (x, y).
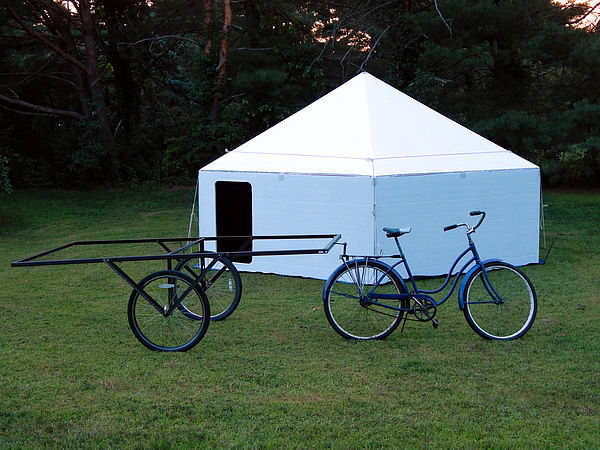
top-left (159, 0), bottom-right (328, 178)
top-left (0, 0), bottom-right (118, 185)
top-left (0, 155), bottom-right (10, 193)
top-left (0, 0), bottom-right (598, 188)
top-left (1, 1), bottom-right (112, 136)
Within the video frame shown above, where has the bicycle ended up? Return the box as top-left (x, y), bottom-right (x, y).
top-left (322, 211), bottom-right (537, 341)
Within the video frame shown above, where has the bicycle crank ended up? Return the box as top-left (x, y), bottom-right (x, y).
top-left (412, 298), bottom-right (437, 322)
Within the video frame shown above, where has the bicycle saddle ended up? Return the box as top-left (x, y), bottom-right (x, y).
top-left (383, 227), bottom-right (411, 238)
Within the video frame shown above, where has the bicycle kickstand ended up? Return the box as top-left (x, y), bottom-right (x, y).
top-left (400, 313), bottom-right (409, 333)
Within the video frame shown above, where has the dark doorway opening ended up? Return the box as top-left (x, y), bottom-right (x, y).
top-left (215, 181), bottom-right (252, 263)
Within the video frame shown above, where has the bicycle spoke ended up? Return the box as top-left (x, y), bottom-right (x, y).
top-left (323, 260), bottom-right (406, 340)
top-left (127, 270), bottom-right (210, 351)
top-left (175, 256), bottom-right (242, 321)
top-left (463, 263), bottom-right (537, 340)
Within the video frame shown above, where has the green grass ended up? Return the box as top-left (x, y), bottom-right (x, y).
top-left (1, 187), bottom-right (598, 448)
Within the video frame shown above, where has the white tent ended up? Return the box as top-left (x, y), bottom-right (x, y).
top-left (197, 72), bottom-right (540, 279)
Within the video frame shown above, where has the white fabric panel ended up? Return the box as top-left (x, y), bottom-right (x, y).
top-left (372, 152), bottom-right (537, 176)
top-left (364, 75), bottom-right (505, 158)
top-left (198, 172), bottom-right (375, 278)
top-left (201, 152), bottom-right (375, 176)
top-left (213, 76), bottom-right (373, 160)
top-left (202, 150), bottom-right (536, 177)
top-left (201, 73), bottom-right (538, 177)
top-left (374, 169), bottom-right (540, 276)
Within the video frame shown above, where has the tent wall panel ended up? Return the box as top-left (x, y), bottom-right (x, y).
top-left (199, 172), bottom-right (375, 278)
top-left (374, 169), bottom-right (540, 276)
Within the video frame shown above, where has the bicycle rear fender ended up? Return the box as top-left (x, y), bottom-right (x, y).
top-left (457, 259), bottom-right (502, 310)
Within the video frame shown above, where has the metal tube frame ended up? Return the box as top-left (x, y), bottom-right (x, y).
top-left (11, 234), bottom-right (341, 312)
top-left (11, 234), bottom-right (341, 268)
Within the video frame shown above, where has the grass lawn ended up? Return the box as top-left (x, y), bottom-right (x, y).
top-left (0, 187), bottom-right (598, 448)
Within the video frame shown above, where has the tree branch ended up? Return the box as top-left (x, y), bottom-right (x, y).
top-left (434, 0), bottom-right (453, 38)
top-left (118, 35), bottom-right (202, 49)
top-left (0, 93), bottom-right (84, 119)
top-left (0, 72), bottom-right (77, 89)
top-left (3, 2), bottom-right (91, 76)
top-left (358, 25), bottom-right (392, 72)
top-left (565, 1), bottom-right (600, 27)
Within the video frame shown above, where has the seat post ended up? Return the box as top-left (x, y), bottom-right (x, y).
top-left (393, 236), bottom-right (406, 259)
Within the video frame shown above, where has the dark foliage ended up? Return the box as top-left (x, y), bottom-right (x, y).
top-left (0, 0), bottom-right (598, 188)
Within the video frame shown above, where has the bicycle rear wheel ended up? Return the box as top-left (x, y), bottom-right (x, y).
top-left (323, 259), bottom-right (407, 340)
top-left (175, 255), bottom-right (242, 321)
top-left (463, 262), bottom-right (537, 340)
top-left (127, 270), bottom-right (210, 352)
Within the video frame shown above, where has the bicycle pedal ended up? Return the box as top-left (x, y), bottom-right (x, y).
top-left (432, 319), bottom-right (439, 329)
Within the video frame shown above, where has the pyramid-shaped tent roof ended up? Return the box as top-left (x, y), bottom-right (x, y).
top-left (201, 72), bottom-right (537, 177)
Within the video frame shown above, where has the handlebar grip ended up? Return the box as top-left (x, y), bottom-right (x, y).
top-left (444, 224), bottom-right (458, 232)
top-left (470, 210), bottom-right (484, 216)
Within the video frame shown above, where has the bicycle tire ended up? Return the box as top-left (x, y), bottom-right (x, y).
top-left (323, 259), bottom-right (408, 340)
top-left (175, 255), bottom-right (242, 321)
top-left (463, 262), bottom-right (537, 340)
top-left (127, 270), bottom-right (210, 352)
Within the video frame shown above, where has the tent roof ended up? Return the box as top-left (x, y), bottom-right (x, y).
top-left (201, 72), bottom-right (538, 177)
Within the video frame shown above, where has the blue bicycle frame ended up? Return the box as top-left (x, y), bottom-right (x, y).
top-left (354, 212), bottom-right (502, 312)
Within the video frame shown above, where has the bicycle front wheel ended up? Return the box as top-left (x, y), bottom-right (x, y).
top-left (463, 262), bottom-right (537, 340)
top-left (127, 270), bottom-right (210, 352)
top-left (323, 259), bottom-right (407, 340)
top-left (175, 255), bottom-right (242, 321)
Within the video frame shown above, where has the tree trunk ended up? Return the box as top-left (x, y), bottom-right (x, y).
top-left (98, 0), bottom-right (142, 141)
top-left (204, 0), bottom-right (215, 55)
top-left (210, 0), bottom-right (232, 124)
top-left (77, 0), bottom-right (114, 147)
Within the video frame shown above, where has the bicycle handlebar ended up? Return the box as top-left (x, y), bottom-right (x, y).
top-left (443, 210), bottom-right (486, 233)
top-left (471, 210), bottom-right (486, 230)
top-left (443, 224), bottom-right (459, 232)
